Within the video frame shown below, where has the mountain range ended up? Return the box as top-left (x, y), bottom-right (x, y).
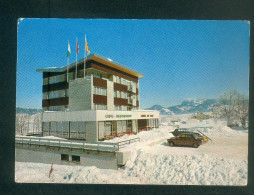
top-left (145, 98), bottom-right (220, 115)
top-left (16, 107), bottom-right (42, 115)
top-left (16, 98), bottom-right (219, 116)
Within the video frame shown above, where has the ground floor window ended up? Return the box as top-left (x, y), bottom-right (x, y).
top-left (72, 155), bottom-right (80, 163)
top-left (42, 121), bottom-right (86, 140)
top-left (98, 120), bottom-right (134, 140)
top-left (61, 154), bottom-right (69, 161)
top-left (138, 118), bottom-right (159, 132)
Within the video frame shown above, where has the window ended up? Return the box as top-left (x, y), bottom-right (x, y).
top-left (42, 107), bottom-right (48, 111)
top-left (116, 76), bottom-right (121, 83)
top-left (131, 81), bottom-right (137, 88)
top-left (43, 92), bottom-right (48, 99)
top-left (48, 74), bottom-right (66, 84)
top-left (93, 73), bottom-right (101, 78)
top-left (121, 92), bottom-right (127, 99)
top-left (117, 90), bottom-right (120, 98)
top-left (121, 79), bottom-right (127, 86)
top-left (62, 121), bottom-right (69, 138)
top-left (61, 154), bottom-right (69, 161)
top-left (65, 89), bottom-right (69, 97)
top-left (48, 105), bottom-right (65, 111)
top-left (42, 122), bottom-right (50, 132)
top-left (48, 90), bottom-right (69, 99)
top-left (94, 87), bottom-right (106, 96)
top-left (43, 78), bottom-right (49, 85)
top-left (115, 105), bottom-right (121, 111)
top-left (72, 155), bottom-right (80, 163)
top-left (94, 104), bottom-right (107, 110)
top-left (127, 120), bottom-right (132, 132)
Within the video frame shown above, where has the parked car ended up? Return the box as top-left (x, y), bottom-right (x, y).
top-left (167, 132), bottom-right (204, 148)
top-left (169, 128), bottom-right (210, 142)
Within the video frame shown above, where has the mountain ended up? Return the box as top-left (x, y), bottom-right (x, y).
top-left (146, 98), bottom-right (219, 115)
top-left (146, 105), bottom-right (175, 115)
top-left (16, 107), bottom-right (42, 115)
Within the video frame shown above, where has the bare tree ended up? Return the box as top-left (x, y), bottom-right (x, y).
top-left (214, 90), bottom-right (249, 127)
top-left (16, 113), bottom-right (28, 135)
top-left (236, 94), bottom-right (248, 128)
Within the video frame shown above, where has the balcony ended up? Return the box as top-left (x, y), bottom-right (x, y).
top-left (93, 77), bottom-right (107, 88)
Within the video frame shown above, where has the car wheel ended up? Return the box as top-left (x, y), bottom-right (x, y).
top-left (193, 143), bottom-right (199, 148)
top-left (168, 141), bottom-right (174, 147)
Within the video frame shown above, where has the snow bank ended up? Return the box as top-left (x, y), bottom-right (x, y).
top-left (15, 162), bottom-right (142, 184)
top-left (15, 118), bottom-right (248, 185)
top-left (15, 151), bottom-right (247, 185)
top-left (122, 149), bottom-right (247, 185)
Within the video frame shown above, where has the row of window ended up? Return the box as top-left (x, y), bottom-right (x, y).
top-left (61, 154), bottom-right (80, 163)
top-left (43, 121), bottom-right (86, 139)
top-left (43, 121), bottom-right (86, 132)
top-left (93, 86), bottom-right (107, 96)
top-left (114, 90), bottom-right (128, 99)
top-left (98, 120), bottom-right (133, 139)
top-left (43, 89), bottom-right (69, 100)
top-left (43, 74), bottom-right (66, 85)
top-left (114, 76), bottom-right (138, 88)
top-left (43, 71), bottom-right (92, 86)
top-left (94, 104), bottom-right (107, 110)
top-left (43, 105), bottom-right (68, 111)
top-left (114, 105), bottom-right (128, 111)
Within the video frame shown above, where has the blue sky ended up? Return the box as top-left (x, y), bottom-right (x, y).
top-left (17, 19), bottom-right (249, 109)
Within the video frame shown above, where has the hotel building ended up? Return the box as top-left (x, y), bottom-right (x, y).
top-left (37, 53), bottom-right (159, 142)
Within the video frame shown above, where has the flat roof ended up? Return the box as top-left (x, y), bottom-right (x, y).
top-left (36, 53), bottom-right (144, 78)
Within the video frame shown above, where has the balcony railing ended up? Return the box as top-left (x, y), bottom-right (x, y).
top-left (15, 136), bottom-right (140, 151)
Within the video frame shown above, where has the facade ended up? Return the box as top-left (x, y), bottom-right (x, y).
top-left (37, 53), bottom-right (159, 142)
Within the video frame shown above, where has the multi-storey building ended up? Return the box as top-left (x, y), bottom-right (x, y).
top-left (37, 53), bottom-right (159, 142)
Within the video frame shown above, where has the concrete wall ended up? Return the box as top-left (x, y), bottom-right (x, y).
top-left (16, 146), bottom-right (118, 169)
top-left (86, 121), bottom-right (97, 142)
top-left (69, 78), bottom-right (92, 111)
top-left (107, 80), bottom-right (114, 110)
top-left (116, 151), bottom-right (131, 165)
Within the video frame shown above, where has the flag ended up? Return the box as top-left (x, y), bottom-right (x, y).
top-left (85, 35), bottom-right (90, 54)
top-left (76, 39), bottom-right (79, 54)
top-left (67, 41), bottom-right (71, 57)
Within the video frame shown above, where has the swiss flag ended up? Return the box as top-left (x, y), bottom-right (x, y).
top-left (76, 39), bottom-right (79, 54)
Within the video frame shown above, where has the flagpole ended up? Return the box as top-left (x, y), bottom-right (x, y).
top-left (84, 35), bottom-right (86, 79)
top-left (67, 57), bottom-right (69, 82)
top-left (67, 41), bottom-right (69, 83)
top-left (76, 37), bottom-right (77, 80)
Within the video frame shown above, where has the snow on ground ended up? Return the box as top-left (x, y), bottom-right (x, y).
top-left (15, 118), bottom-right (248, 185)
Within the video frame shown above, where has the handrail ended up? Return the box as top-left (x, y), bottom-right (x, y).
top-left (15, 136), bottom-right (118, 151)
top-left (15, 136), bottom-right (140, 151)
top-left (116, 137), bottom-right (140, 150)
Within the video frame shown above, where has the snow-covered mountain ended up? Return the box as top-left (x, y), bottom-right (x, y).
top-left (16, 107), bottom-right (42, 115)
top-left (146, 98), bottom-right (219, 115)
top-left (146, 105), bottom-right (175, 116)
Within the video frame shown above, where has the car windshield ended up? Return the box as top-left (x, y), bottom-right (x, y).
top-left (193, 134), bottom-right (198, 139)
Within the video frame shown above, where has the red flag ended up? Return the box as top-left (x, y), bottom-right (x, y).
top-left (76, 39), bottom-right (79, 54)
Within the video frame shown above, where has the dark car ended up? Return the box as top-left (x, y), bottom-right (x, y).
top-left (170, 128), bottom-right (209, 142)
top-left (167, 133), bottom-right (204, 148)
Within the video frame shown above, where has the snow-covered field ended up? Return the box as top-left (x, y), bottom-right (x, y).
top-left (15, 118), bottom-right (248, 185)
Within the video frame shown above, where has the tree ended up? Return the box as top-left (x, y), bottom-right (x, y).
top-left (16, 113), bottom-right (29, 135)
top-left (236, 94), bottom-right (248, 128)
top-left (214, 90), bottom-right (249, 127)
